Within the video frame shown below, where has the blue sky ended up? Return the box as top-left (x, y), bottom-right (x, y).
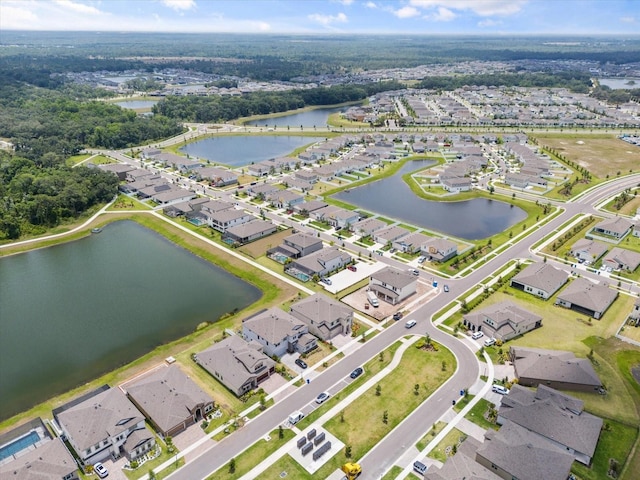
top-left (1, 0), bottom-right (638, 34)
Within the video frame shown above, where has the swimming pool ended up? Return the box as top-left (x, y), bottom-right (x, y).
top-left (0, 430), bottom-right (40, 461)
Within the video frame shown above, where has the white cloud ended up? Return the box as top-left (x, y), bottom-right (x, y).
top-left (478, 18), bottom-right (502, 27)
top-left (431, 6), bottom-right (456, 21)
top-left (394, 6), bottom-right (420, 19)
top-left (54, 0), bottom-right (102, 15)
top-left (335, 0), bottom-right (354, 5)
top-left (410, 0), bottom-right (527, 17)
top-left (620, 16), bottom-right (636, 23)
top-left (161, 0), bottom-right (196, 11)
top-left (308, 12), bottom-right (348, 26)
top-left (0, 3), bottom-right (38, 30)
top-left (365, 1), bottom-right (378, 8)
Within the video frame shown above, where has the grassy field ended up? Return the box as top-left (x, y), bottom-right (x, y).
top-left (463, 398), bottom-right (499, 431)
top-left (206, 429), bottom-right (295, 480)
top-left (601, 188), bottom-right (640, 216)
top-left (533, 134), bottom-right (640, 178)
top-left (324, 342), bottom-right (455, 461)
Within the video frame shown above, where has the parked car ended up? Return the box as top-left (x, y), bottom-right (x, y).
top-left (443, 284), bottom-right (449, 293)
top-left (484, 337), bottom-right (496, 347)
top-left (350, 367), bottom-right (364, 379)
top-left (316, 391), bottom-right (330, 404)
top-left (94, 462), bottom-right (109, 478)
top-left (471, 331), bottom-right (484, 340)
top-left (347, 265), bottom-right (357, 272)
top-left (492, 384), bottom-right (510, 395)
top-left (320, 277), bottom-right (332, 285)
top-left (417, 256), bottom-right (426, 264)
top-left (295, 358), bottom-right (308, 369)
top-left (408, 268), bottom-right (420, 276)
top-left (405, 319), bottom-right (417, 329)
top-left (393, 311), bottom-right (403, 321)
top-left (413, 461), bottom-right (428, 475)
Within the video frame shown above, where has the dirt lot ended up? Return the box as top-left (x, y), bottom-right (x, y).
top-left (342, 280), bottom-right (436, 321)
top-left (238, 228), bottom-right (293, 258)
top-left (534, 134), bottom-right (640, 178)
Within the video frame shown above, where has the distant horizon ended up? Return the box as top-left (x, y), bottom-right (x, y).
top-left (1, 1), bottom-right (638, 35)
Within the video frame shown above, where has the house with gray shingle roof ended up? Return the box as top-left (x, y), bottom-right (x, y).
top-left (292, 200), bottom-right (327, 215)
top-left (194, 335), bottom-right (275, 397)
top-left (374, 225), bottom-right (411, 245)
top-left (424, 436), bottom-right (501, 480)
top-left (290, 293), bottom-right (353, 340)
top-left (351, 217), bottom-right (387, 237)
top-left (0, 437), bottom-right (79, 480)
top-left (223, 220), bottom-right (277, 245)
top-left (368, 266), bottom-right (417, 306)
top-left (267, 232), bottom-right (323, 261)
top-left (287, 246), bottom-right (352, 278)
top-left (570, 238), bottom-right (608, 263)
top-left (392, 232), bottom-right (431, 254)
top-left (206, 208), bottom-right (255, 233)
top-left (421, 237), bottom-right (457, 262)
top-left (602, 247), bottom-right (640, 272)
top-left (555, 277), bottom-right (618, 319)
top-left (125, 365), bottom-right (214, 438)
top-left (592, 217), bottom-right (634, 240)
top-left (498, 384), bottom-right (603, 465)
top-left (55, 387), bottom-right (155, 463)
top-left (242, 308), bottom-right (316, 358)
top-left (476, 421), bottom-right (574, 480)
top-left (462, 301), bottom-right (542, 342)
top-left (510, 262), bottom-right (569, 300)
top-left (510, 346), bottom-right (601, 393)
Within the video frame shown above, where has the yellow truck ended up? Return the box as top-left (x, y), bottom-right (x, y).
top-left (341, 463), bottom-right (362, 479)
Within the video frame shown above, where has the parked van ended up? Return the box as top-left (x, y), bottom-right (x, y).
top-left (484, 337), bottom-right (496, 347)
top-left (492, 385), bottom-right (509, 395)
top-left (413, 460), bottom-right (428, 475)
top-left (366, 291), bottom-right (379, 308)
top-left (288, 411), bottom-right (304, 425)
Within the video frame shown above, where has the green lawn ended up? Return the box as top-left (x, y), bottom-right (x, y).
top-left (463, 398), bottom-right (499, 431)
top-left (206, 429), bottom-right (295, 480)
top-left (324, 342), bottom-right (455, 460)
top-left (255, 454), bottom-right (315, 480)
top-left (381, 466), bottom-right (404, 480)
top-left (416, 421), bottom-right (446, 451)
top-left (571, 419), bottom-right (637, 480)
top-left (427, 428), bottom-right (466, 463)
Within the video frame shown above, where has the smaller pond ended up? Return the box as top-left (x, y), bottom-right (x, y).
top-left (598, 78), bottom-right (640, 90)
top-left (333, 160), bottom-right (527, 240)
top-left (117, 100), bottom-right (158, 109)
top-left (245, 106), bottom-right (347, 128)
top-left (179, 135), bottom-right (319, 167)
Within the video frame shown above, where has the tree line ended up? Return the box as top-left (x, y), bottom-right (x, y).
top-left (0, 152), bottom-right (119, 240)
top-left (153, 81), bottom-right (405, 122)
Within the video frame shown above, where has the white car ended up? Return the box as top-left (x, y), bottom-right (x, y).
top-left (471, 331), bottom-right (484, 340)
top-left (492, 384), bottom-right (510, 395)
top-left (405, 319), bottom-right (417, 329)
top-left (316, 391), bottom-right (330, 404)
top-left (94, 462), bottom-right (108, 478)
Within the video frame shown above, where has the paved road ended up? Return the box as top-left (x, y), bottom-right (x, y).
top-left (162, 173), bottom-right (640, 479)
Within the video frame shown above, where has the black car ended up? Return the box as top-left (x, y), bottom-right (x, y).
top-left (350, 367), bottom-right (364, 379)
top-left (295, 358), bottom-right (308, 369)
top-left (393, 312), bottom-right (403, 321)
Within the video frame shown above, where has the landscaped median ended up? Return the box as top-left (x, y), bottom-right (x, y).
top-left (207, 337), bottom-right (456, 480)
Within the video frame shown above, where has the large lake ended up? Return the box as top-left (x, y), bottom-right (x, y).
top-left (333, 160), bottom-right (527, 240)
top-left (245, 106), bottom-right (346, 128)
top-left (179, 135), bottom-right (319, 167)
top-left (0, 220), bottom-right (261, 420)
top-left (598, 78), bottom-right (640, 90)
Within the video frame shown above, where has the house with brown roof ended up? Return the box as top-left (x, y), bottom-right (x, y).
top-left (602, 247), bottom-right (640, 272)
top-left (54, 387), bottom-right (155, 464)
top-left (242, 308), bottom-right (317, 358)
top-left (510, 346), bottom-right (602, 393)
top-left (194, 335), bottom-right (275, 397)
top-left (462, 301), bottom-right (542, 342)
top-left (0, 437), bottom-right (79, 480)
top-left (125, 365), bottom-right (215, 438)
top-left (498, 385), bottom-right (603, 465)
top-left (509, 262), bottom-right (569, 300)
top-left (555, 277), bottom-right (618, 319)
top-left (368, 266), bottom-right (417, 306)
top-left (290, 293), bottom-right (353, 340)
